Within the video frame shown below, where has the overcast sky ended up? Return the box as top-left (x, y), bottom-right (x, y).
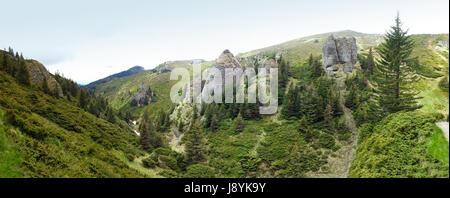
top-left (1, 0), bottom-right (448, 84)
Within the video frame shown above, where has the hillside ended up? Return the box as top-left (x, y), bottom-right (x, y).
top-left (90, 31), bottom-right (449, 119)
top-left (238, 30), bottom-right (384, 65)
top-left (349, 112), bottom-right (448, 178)
top-left (84, 30), bottom-right (449, 178)
top-left (1, 28), bottom-right (448, 178)
top-left (0, 50), bottom-right (151, 177)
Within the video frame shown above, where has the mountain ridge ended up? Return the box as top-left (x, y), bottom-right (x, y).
top-left (85, 65), bottom-right (146, 88)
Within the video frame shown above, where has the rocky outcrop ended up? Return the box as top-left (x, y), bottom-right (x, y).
top-left (322, 35), bottom-right (358, 76)
top-left (26, 60), bottom-right (63, 97)
top-left (130, 82), bottom-right (155, 106)
top-left (214, 49), bottom-right (241, 69)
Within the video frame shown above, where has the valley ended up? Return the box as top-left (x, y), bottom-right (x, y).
top-left (1, 27), bottom-right (448, 178)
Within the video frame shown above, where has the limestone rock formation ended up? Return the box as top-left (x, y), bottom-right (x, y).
top-left (214, 49), bottom-right (241, 69)
top-left (322, 35), bottom-right (358, 76)
top-left (130, 82), bottom-right (155, 106)
top-left (26, 60), bottom-right (63, 96)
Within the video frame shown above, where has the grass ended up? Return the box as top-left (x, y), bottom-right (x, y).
top-left (111, 150), bottom-right (164, 178)
top-left (0, 124), bottom-right (24, 178)
top-left (426, 125), bottom-right (449, 164)
top-left (416, 76), bottom-right (449, 116)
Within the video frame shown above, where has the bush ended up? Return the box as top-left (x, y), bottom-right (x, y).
top-left (185, 164), bottom-right (216, 178)
top-left (358, 123), bottom-right (373, 141)
top-left (318, 133), bottom-right (335, 149)
top-left (126, 154), bottom-right (135, 162)
top-left (439, 77), bottom-right (449, 92)
top-left (350, 112), bottom-right (449, 178)
top-left (159, 169), bottom-right (178, 178)
top-left (158, 155), bottom-right (179, 171)
top-left (142, 157), bottom-right (157, 168)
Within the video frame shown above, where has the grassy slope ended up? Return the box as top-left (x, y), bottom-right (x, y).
top-left (349, 112), bottom-right (448, 178)
top-left (0, 111), bottom-right (23, 177)
top-left (427, 125), bottom-right (449, 164)
top-left (239, 30), bottom-right (384, 66)
top-left (90, 60), bottom-right (213, 119)
top-left (0, 71), bottom-right (145, 178)
top-left (411, 34), bottom-right (449, 116)
top-left (91, 31), bottom-right (448, 119)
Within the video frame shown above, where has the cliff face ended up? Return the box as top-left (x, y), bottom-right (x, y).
top-left (26, 60), bottom-right (64, 97)
top-left (214, 49), bottom-right (241, 69)
top-left (322, 35), bottom-right (358, 76)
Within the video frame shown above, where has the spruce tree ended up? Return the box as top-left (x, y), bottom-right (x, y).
top-left (185, 122), bottom-right (206, 164)
top-left (79, 88), bottom-right (89, 109)
top-left (373, 15), bottom-right (422, 115)
top-left (139, 111), bottom-right (151, 151)
top-left (234, 112), bottom-right (244, 134)
top-left (366, 48), bottom-right (376, 75)
top-left (210, 114), bottom-right (218, 132)
top-left (16, 60), bottom-right (30, 86)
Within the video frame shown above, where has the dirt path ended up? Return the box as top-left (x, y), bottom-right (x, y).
top-left (436, 122), bottom-right (449, 142)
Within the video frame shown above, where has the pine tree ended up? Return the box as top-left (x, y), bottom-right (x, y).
top-left (282, 84), bottom-right (301, 119)
top-left (0, 52), bottom-right (5, 70)
top-left (210, 114), bottom-right (218, 132)
top-left (192, 104), bottom-right (198, 120)
top-left (310, 54), bottom-right (324, 78)
top-left (16, 60), bottom-right (30, 86)
top-left (373, 15), bottom-right (422, 115)
top-left (106, 107), bottom-right (115, 123)
top-left (79, 88), bottom-right (89, 109)
top-left (156, 110), bottom-right (166, 131)
top-left (234, 112), bottom-right (244, 134)
top-left (324, 103), bottom-right (334, 129)
top-left (185, 122), bottom-right (206, 164)
top-left (139, 111), bottom-right (151, 151)
top-left (366, 48), bottom-right (376, 75)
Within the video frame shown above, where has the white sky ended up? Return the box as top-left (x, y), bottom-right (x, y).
top-left (0, 0), bottom-right (448, 84)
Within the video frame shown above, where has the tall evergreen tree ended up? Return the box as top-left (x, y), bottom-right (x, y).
top-left (16, 60), bottom-right (30, 86)
top-left (139, 111), bottom-right (151, 151)
top-left (373, 15), bottom-right (422, 115)
top-left (185, 121), bottom-right (206, 164)
top-left (234, 112), bottom-right (244, 134)
top-left (79, 88), bottom-right (89, 109)
top-left (366, 48), bottom-right (376, 75)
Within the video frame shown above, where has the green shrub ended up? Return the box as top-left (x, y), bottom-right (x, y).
top-left (159, 169), bottom-right (178, 178)
top-left (239, 155), bottom-right (261, 173)
top-left (318, 133), bottom-right (335, 149)
top-left (185, 164), bottom-right (216, 178)
top-left (158, 155), bottom-right (179, 171)
top-left (126, 154), bottom-right (135, 162)
top-left (350, 112), bottom-right (449, 178)
top-left (142, 157), bottom-right (157, 168)
top-left (439, 77), bottom-right (449, 92)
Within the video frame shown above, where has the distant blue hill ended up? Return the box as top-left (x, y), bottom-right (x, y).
top-left (85, 66), bottom-right (146, 87)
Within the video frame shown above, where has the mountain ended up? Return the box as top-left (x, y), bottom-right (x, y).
top-left (1, 29), bottom-right (448, 178)
top-left (89, 31), bottom-right (449, 117)
top-left (86, 66), bottom-right (146, 88)
top-left (84, 30), bottom-right (448, 178)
